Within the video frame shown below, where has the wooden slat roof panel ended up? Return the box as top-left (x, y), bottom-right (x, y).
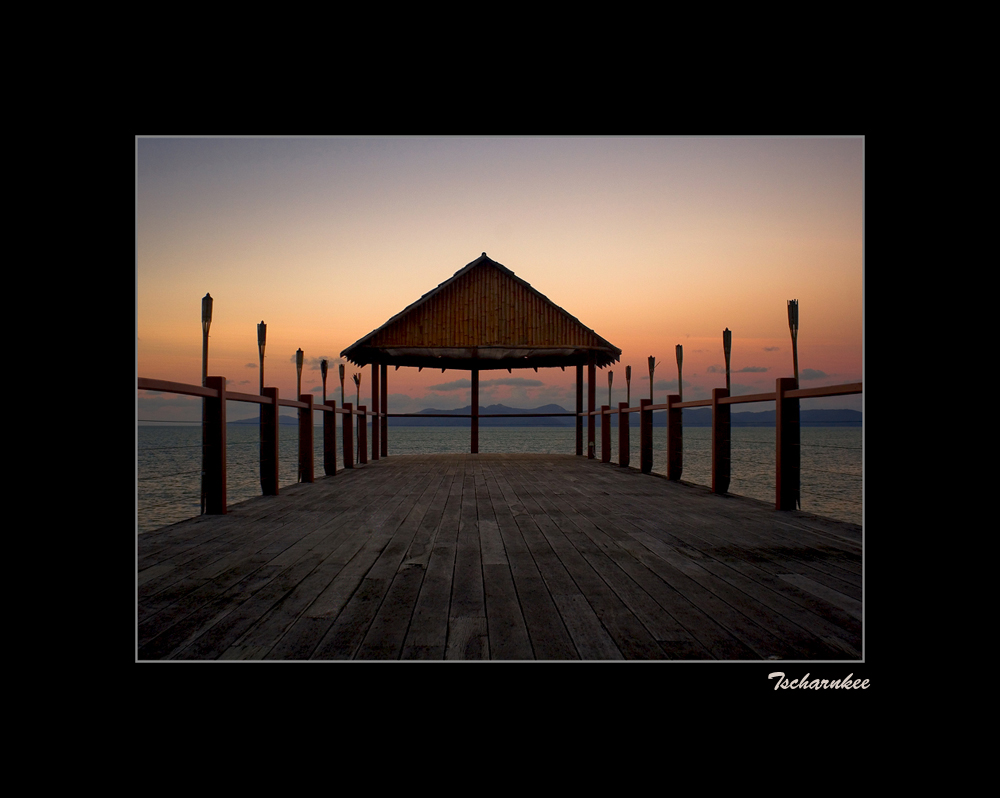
top-left (342, 253), bottom-right (621, 369)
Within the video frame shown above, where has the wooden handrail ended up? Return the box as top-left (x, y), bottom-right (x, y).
top-left (140, 378), bottom-right (862, 425)
top-left (138, 377), bottom-right (217, 399)
top-left (787, 382), bottom-right (863, 400)
top-left (139, 375), bottom-right (861, 517)
top-left (579, 381), bottom-right (862, 415)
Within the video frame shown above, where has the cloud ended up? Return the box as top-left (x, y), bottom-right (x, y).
top-left (288, 354), bottom-right (345, 372)
top-left (763, 346), bottom-right (780, 352)
top-left (800, 368), bottom-right (829, 380)
top-left (643, 378), bottom-right (688, 392)
top-left (707, 365), bottom-right (768, 373)
top-left (428, 379), bottom-right (472, 391)
top-left (486, 377), bottom-right (545, 388)
top-left (428, 377), bottom-right (545, 391)
top-left (246, 362), bottom-right (258, 370)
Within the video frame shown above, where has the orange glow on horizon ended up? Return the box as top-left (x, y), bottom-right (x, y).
top-left (138, 136), bottom-right (863, 419)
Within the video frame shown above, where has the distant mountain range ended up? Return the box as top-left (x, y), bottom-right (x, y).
top-left (232, 404), bottom-right (861, 427)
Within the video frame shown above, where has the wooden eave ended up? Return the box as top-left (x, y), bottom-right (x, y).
top-left (341, 253), bottom-right (621, 370)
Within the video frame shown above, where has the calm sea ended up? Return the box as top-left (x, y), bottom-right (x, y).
top-left (136, 424), bottom-right (863, 533)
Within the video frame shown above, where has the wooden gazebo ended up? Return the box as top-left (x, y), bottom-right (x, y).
top-left (341, 252), bottom-right (621, 456)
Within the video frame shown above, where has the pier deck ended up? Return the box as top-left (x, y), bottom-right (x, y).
top-left (137, 454), bottom-right (862, 661)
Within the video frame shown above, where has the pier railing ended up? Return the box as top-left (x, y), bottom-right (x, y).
top-left (586, 380), bottom-right (862, 510)
top-left (137, 377), bottom-right (861, 517)
top-left (138, 377), bottom-right (383, 514)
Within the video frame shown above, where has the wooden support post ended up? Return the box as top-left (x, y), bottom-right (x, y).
top-left (618, 401), bottom-right (629, 468)
top-left (601, 405), bottom-right (611, 463)
top-left (261, 387), bottom-right (279, 495)
top-left (667, 394), bottom-right (683, 481)
top-left (204, 376), bottom-right (227, 514)
top-left (576, 364), bottom-right (583, 456)
top-left (640, 398), bottom-right (652, 474)
top-left (587, 357), bottom-right (596, 459)
top-left (471, 368), bottom-right (479, 454)
top-left (342, 402), bottom-right (354, 469)
top-left (776, 377), bottom-right (800, 510)
top-left (298, 393), bottom-right (314, 483)
top-left (323, 399), bottom-right (337, 476)
top-left (358, 406), bottom-right (368, 464)
top-left (712, 388), bottom-right (730, 494)
top-left (371, 365), bottom-right (380, 461)
top-left (380, 363), bottom-right (388, 457)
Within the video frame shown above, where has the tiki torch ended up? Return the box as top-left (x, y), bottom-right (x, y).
top-left (676, 345), bottom-right (683, 402)
top-left (257, 321), bottom-right (266, 395)
top-left (787, 300), bottom-right (799, 385)
top-left (296, 348), bottom-right (304, 398)
top-left (202, 293), bottom-right (213, 387)
top-left (723, 328), bottom-right (732, 394)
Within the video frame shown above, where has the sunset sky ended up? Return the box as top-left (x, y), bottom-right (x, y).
top-left (136, 136), bottom-right (863, 422)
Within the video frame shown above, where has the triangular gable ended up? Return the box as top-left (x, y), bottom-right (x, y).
top-left (342, 253), bottom-right (620, 370)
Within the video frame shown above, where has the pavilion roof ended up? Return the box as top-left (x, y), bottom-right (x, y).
top-left (341, 253), bottom-right (621, 370)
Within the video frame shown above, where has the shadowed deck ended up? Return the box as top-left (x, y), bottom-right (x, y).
top-left (136, 454), bottom-right (862, 661)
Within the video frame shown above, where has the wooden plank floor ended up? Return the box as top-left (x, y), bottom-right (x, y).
top-left (137, 454), bottom-right (862, 661)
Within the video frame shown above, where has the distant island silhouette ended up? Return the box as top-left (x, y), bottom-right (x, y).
top-left (230, 404), bottom-right (861, 427)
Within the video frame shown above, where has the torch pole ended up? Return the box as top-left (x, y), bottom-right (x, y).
top-left (201, 293), bottom-right (212, 515)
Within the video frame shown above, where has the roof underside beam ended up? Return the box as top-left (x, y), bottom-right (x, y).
top-left (344, 347), bottom-right (619, 371)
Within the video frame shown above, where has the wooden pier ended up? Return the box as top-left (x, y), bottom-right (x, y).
top-left (137, 453), bottom-right (862, 661)
top-left (138, 254), bottom-right (862, 662)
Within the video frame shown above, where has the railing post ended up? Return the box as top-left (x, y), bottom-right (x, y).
top-left (371, 365), bottom-right (380, 461)
top-left (640, 398), bottom-right (652, 474)
top-left (712, 388), bottom-right (730, 494)
top-left (358, 406), bottom-right (368, 464)
top-left (601, 405), bottom-right (611, 463)
top-left (575, 364), bottom-right (583, 456)
top-left (471, 368), bottom-right (479, 454)
top-left (261, 387), bottom-right (279, 495)
top-left (618, 401), bottom-right (629, 467)
top-left (380, 363), bottom-right (388, 458)
top-left (342, 402), bottom-right (354, 469)
top-left (776, 377), bottom-right (800, 510)
top-left (587, 356), bottom-right (596, 459)
top-left (298, 394), bottom-right (314, 483)
top-left (323, 400), bottom-right (337, 476)
top-left (204, 376), bottom-right (227, 514)
top-left (667, 394), bottom-right (683, 480)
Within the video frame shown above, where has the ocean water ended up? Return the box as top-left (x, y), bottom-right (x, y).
top-left (136, 423), bottom-right (862, 533)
